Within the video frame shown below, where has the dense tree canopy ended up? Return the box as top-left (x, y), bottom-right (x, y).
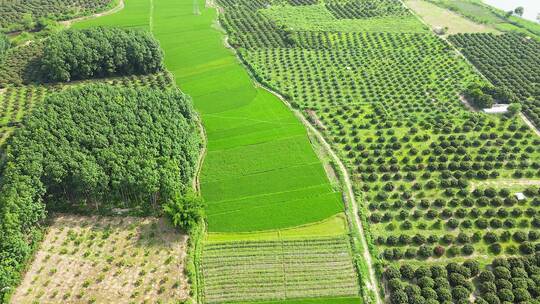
top-left (40, 27), bottom-right (164, 82)
top-left (0, 33), bottom-right (10, 59)
top-left (0, 84), bottom-right (200, 300)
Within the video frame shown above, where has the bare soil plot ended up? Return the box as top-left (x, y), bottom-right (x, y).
top-left (11, 214), bottom-right (189, 304)
top-left (405, 0), bottom-right (499, 35)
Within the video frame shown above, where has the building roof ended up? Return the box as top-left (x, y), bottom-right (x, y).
top-left (515, 192), bottom-right (526, 200)
top-left (483, 104), bottom-right (509, 114)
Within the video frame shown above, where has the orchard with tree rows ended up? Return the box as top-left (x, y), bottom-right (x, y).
top-left (215, 0), bottom-right (540, 302)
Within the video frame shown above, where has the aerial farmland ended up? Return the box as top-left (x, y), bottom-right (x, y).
top-left (0, 0), bottom-right (539, 304)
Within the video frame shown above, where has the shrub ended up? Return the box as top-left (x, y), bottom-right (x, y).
top-left (163, 192), bottom-right (205, 232)
top-left (391, 290), bottom-right (408, 304)
top-left (452, 286), bottom-right (470, 300)
top-left (513, 288), bottom-right (531, 302)
top-left (385, 266), bottom-right (401, 280)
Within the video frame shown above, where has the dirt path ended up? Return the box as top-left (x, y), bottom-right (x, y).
top-left (258, 85), bottom-right (383, 304)
top-left (471, 178), bottom-right (540, 191)
top-left (306, 109), bottom-right (327, 130)
top-left (60, 0), bottom-right (125, 27)
top-left (149, 0), bottom-right (154, 31)
top-left (459, 95), bottom-right (477, 112)
top-left (193, 115), bottom-right (208, 194)
top-left (520, 113), bottom-right (540, 137)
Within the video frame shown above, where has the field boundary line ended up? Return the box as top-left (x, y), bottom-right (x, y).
top-left (193, 112), bottom-right (208, 196)
top-left (149, 0), bottom-right (154, 31)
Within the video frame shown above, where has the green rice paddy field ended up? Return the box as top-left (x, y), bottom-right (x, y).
top-left (76, 0), bottom-right (343, 232)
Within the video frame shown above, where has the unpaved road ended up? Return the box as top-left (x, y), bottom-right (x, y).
top-left (260, 86), bottom-right (383, 304)
top-left (520, 113), bottom-right (540, 137)
top-left (471, 178), bottom-right (540, 191)
top-left (193, 115), bottom-right (208, 194)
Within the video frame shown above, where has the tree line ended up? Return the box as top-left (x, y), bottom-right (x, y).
top-left (0, 34), bottom-right (10, 60)
top-left (0, 84), bottom-right (202, 301)
top-left (40, 27), bottom-right (164, 82)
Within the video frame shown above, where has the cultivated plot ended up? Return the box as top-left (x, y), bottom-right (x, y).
top-left (201, 216), bottom-right (360, 303)
top-left (11, 215), bottom-right (189, 304)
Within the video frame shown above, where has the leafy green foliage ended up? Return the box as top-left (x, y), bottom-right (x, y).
top-left (0, 42), bottom-right (43, 88)
top-left (385, 262), bottom-right (478, 304)
top-left (477, 256), bottom-right (540, 303)
top-left (10, 84), bottom-right (199, 211)
top-left (464, 83), bottom-right (494, 109)
top-left (0, 84), bottom-right (200, 300)
top-left (163, 192), bottom-right (205, 232)
top-left (41, 27), bottom-right (163, 82)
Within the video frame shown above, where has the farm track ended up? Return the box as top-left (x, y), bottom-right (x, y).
top-left (254, 84), bottom-right (383, 304)
top-left (193, 113), bottom-right (208, 194)
top-left (520, 112), bottom-right (540, 137)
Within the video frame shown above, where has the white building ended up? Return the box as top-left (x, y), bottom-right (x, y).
top-left (483, 104), bottom-right (509, 114)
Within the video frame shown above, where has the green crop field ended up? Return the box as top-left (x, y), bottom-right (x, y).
top-left (209, 0), bottom-right (540, 303)
top-left (75, 0), bottom-right (343, 233)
